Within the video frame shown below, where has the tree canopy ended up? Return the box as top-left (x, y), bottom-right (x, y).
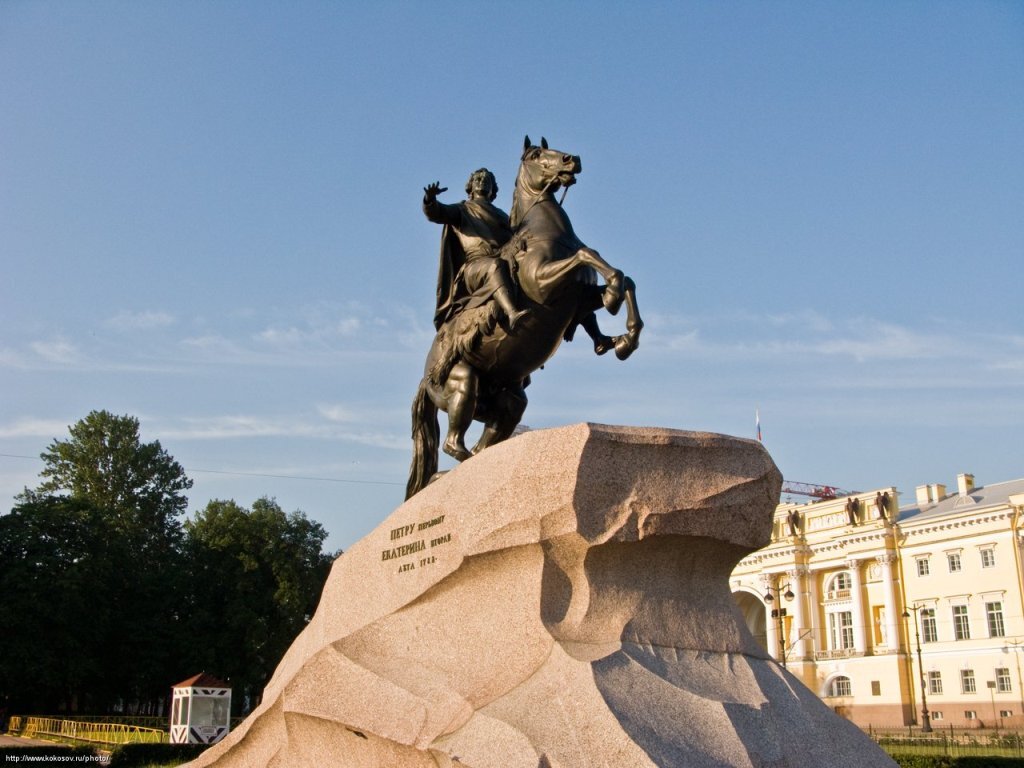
top-left (27, 410), bottom-right (192, 545)
top-left (182, 498), bottom-right (335, 710)
top-left (0, 411), bottom-right (336, 718)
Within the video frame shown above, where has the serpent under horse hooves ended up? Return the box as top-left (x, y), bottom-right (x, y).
top-left (406, 136), bottom-right (643, 498)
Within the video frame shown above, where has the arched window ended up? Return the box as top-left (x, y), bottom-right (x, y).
top-left (830, 676), bottom-right (852, 697)
top-left (829, 572), bottom-right (852, 592)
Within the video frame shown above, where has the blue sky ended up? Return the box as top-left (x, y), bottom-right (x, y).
top-left (2, 2), bottom-right (1021, 552)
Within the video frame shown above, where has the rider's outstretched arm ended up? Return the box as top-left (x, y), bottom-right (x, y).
top-left (422, 182), bottom-right (461, 226)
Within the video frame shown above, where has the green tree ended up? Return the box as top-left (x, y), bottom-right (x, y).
top-left (29, 410), bottom-right (192, 547)
top-left (0, 496), bottom-right (117, 712)
top-left (11, 411), bottom-right (194, 714)
top-left (183, 498), bottom-right (335, 713)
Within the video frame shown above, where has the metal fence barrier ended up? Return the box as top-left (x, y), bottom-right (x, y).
top-left (869, 726), bottom-right (1024, 758)
top-left (9, 715), bottom-right (167, 746)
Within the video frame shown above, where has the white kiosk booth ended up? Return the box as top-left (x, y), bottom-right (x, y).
top-left (170, 673), bottom-right (231, 745)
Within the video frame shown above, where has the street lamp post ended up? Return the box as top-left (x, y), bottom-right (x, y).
top-left (903, 606), bottom-right (933, 733)
top-left (987, 680), bottom-right (1000, 733)
top-left (1006, 638), bottom-right (1024, 717)
top-left (764, 582), bottom-right (795, 668)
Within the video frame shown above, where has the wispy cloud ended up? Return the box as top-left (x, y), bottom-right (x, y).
top-left (644, 313), bottom-right (997, 365)
top-left (176, 301), bottom-right (429, 366)
top-left (156, 413), bottom-right (407, 450)
top-left (4, 301), bottom-right (432, 373)
top-left (318, 404), bottom-right (357, 423)
top-left (0, 347), bottom-right (28, 369)
top-left (30, 338), bottom-right (80, 364)
top-left (253, 304), bottom-right (377, 349)
top-left (104, 310), bottom-right (176, 331)
top-left (765, 309), bottom-right (834, 333)
top-left (0, 418), bottom-right (71, 439)
top-left (180, 334), bottom-right (249, 356)
top-left (812, 319), bottom-right (951, 361)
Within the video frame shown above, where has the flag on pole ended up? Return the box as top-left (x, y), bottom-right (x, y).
top-left (756, 409), bottom-right (762, 442)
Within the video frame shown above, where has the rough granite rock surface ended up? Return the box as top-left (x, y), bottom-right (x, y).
top-left (187, 423), bottom-right (896, 768)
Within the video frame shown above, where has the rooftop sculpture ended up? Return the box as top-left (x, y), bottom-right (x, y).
top-left (407, 136), bottom-right (643, 497)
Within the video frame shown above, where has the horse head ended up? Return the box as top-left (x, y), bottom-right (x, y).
top-left (510, 135), bottom-right (582, 228)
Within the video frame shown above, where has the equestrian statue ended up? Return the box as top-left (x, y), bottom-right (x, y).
top-left (406, 136), bottom-right (642, 498)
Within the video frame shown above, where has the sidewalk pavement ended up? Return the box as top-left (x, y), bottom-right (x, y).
top-left (0, 734), bottom-right (69, 747)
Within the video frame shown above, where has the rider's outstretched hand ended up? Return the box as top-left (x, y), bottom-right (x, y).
top-left (423, 182), bottom-right (448, 201)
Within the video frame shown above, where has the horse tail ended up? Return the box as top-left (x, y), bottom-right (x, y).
top-left (406, 378), bottom-right (439, 499)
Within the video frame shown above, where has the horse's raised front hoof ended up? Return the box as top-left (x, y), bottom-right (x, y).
top-left (594, 335), bottom-right (614, 355)
top-left (613, 334), bottom-right (637, 360)
top-left (603, 271), bottom-right (624, 315)
top-left (442, 438), bottom-right (472, 462)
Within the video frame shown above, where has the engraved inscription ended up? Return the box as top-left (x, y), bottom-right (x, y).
top-left (381, 539), bottom-right (425, 561)
top-left (384, 514), bottom-right (452, 575)
top-left (390, 524), bottom-right (416, 540)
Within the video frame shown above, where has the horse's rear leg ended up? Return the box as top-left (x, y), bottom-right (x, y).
top-left (441, 363), bottom-right (477, 461)
top-left (471, 385), bottom-right (527, 455)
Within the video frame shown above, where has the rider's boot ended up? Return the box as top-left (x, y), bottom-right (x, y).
top-left (495, 287), bottom-right (528, 331)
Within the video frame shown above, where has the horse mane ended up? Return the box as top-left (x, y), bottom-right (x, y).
top-left (510, 151), bottom-right (558, 230)
top-left (509, 158), bottom-right (530, 230)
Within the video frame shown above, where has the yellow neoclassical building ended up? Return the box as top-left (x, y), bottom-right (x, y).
top-left (732, 473), bottom-right (1024, 729)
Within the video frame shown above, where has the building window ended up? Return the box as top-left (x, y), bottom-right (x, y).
top-left (921, 608), bottom-right (938, 643)
top-left (929, 671), bottom-right (943, 695)
top-left (871, 680), bottom-right (881, 696)
top-left (917, 558), bottom-right (930, 576)
top-left (831, 676), bottom-right (852, 697)
top-left (1001, 710), bottom-right (1014, 718)
top-left (997, 668), bottom-right (1012, 693)
top-left (981, 549), bottom-right (996, 568)
top-left (987, 602), bottom-right (1006, 638)
top-left (932, 711), bottom-right (944, 721)
top-left (948, 553), bottom-right (962, 573)
top-left (953, 605), bottom-right (971, 640)
top-left (830, 611), bottom-right (855, 650)
top-left (965, 710), bottom-right (977, 720)
top-left (961, 669), bottom-right (977, 694)
top-left (827, 572), bottom-right (852, 599)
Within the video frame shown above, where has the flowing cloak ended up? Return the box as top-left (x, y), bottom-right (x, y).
top-left (426, 197), bottom-right (513, 330)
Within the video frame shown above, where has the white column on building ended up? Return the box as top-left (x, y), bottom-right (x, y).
top-left (762, 574), bottom-right (779, 661)
top-left (805, 567), bottom-right (820, 656)
top-left (846, 558), bottom-right (868, 654)
top-left (787, 566), bottom-right (809, 659)
top-left (877, 553), bottom-right (900, 652)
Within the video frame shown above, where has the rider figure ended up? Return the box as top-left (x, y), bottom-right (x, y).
top-left (423, 168), bottom-right (528, 331)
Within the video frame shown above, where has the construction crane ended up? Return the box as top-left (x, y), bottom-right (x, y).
top-left (781, 481), bottom-right (856, 500)
top-left (752, 417), bottom-right (854, 500)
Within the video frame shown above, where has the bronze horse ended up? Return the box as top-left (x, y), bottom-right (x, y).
top-left (406, 136), bottom-right (642, 497)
